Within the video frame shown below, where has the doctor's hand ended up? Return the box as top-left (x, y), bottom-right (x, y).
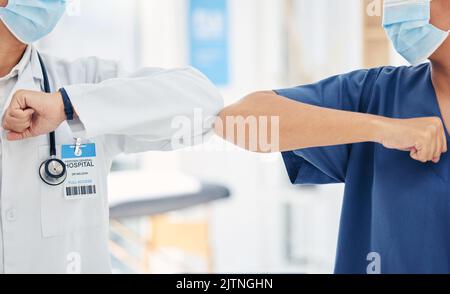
top-left (2, 90), bottom-right (65, 141)
top-left (378, 117), bottom-right (447, 163)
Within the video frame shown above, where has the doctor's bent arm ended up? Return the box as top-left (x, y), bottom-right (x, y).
top-left (3, 54), bottom-right (224, 154)
top-left (216, 90), bottom-right (447, 163)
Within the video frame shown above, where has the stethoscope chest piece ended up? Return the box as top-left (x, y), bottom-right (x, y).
top-left (39, 157), bottom-right (67, 186)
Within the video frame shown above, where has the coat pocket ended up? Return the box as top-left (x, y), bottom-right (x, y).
top-left (39, 144), bottom-right (107, 238)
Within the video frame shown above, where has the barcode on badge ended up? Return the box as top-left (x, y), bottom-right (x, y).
top-left (66, 185), bottom-right (97, 197)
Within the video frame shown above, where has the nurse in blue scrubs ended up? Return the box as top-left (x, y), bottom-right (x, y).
top-left (216, 0), bottom-right (450, 273)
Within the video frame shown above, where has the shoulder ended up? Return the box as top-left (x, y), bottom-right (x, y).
top-left (364, 63), bottom-right (431, 113)
top-left (320, 64), bottom-right (431, 112)
top-left (334, 64), bottom-right (430, 86)
top-left (370, 63), bottom-right (430, 84)
top-left (369, 63), bottom-right (432, 94)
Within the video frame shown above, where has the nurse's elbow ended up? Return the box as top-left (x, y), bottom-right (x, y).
top-left (214, 91), bottom-right (280, 153)
top-left (217, 91), bottom-right (272, 118)
top-left (215, 92), bottom-right (253, 139)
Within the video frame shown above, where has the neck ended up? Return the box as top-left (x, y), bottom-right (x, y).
top-left (0, 44), bottom-right (27, 78)
top-left (0, 24), bottom-right (27, 78)
top-left (431, 60), bottom-right (450, 95)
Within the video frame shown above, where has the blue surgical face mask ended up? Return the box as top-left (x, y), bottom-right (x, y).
top-left (0, 0), bottom-right (67, 44)
top-left (383, 0), bottom-right (449, 65)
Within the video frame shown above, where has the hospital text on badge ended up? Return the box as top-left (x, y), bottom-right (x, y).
top-left (61, 143), bottom-right (98, 200)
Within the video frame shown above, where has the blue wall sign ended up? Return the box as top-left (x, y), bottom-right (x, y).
top-left (188, 0), bottom-right (229, 86)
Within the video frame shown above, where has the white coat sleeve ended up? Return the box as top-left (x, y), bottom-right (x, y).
top-left (62, 65), bottom-right (224, 155)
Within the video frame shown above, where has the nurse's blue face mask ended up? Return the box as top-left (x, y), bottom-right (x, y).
top-left (0, 0), bottom-right (67, 44)
top-left (383, 0), bottom-right (449, 65)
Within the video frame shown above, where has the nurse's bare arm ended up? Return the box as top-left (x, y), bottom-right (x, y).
top-left (215, 91), bottom-right (447, 163)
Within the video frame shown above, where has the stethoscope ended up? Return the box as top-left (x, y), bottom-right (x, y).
top-left (37, 53), bottom-right (68, 186)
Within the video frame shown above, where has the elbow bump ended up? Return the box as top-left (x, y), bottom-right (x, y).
top-left (201, 92), bottom-right (224, 120)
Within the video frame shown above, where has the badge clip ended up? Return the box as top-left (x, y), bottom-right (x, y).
top-left (74, 137), bottom-right (82, 157)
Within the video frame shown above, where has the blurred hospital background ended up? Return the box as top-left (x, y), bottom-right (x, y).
top-left (37, 0), bottom-right (407, 274)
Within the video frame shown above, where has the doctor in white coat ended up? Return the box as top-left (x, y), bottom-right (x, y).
top-left (0, 0), bottom-right (223, 273)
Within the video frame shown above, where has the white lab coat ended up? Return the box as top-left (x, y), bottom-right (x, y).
top-left (0, 46), bottom-right (223, 274)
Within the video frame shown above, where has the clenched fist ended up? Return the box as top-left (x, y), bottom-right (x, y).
top-left (378, 116), bottom-right (448, 163)
top-left (2, 90), bottom-right (66, 141)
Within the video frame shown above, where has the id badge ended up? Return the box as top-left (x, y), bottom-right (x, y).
top-left (61, 143), bottom-right (98, 200)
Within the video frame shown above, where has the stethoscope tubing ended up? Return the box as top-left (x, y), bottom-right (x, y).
top-left (37, 52), bottom-right (57, 157)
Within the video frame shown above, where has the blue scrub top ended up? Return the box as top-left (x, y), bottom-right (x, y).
top-left (275, 63), bottom-right (450, 274)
